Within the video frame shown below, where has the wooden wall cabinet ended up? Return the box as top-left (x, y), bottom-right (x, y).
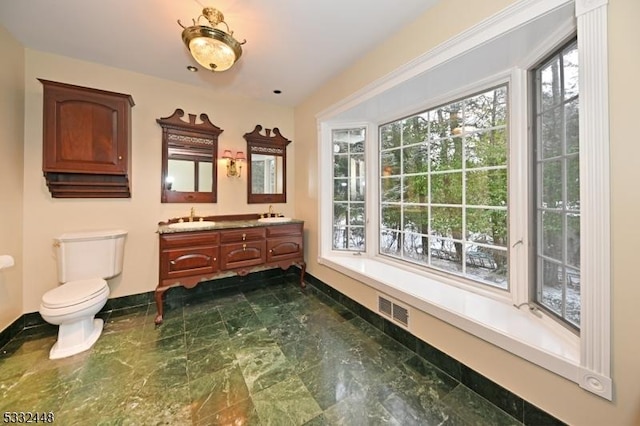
top-left (39, 79), bottom-right (134, 198)
top-left (156, 221), bottom-right (305, 324)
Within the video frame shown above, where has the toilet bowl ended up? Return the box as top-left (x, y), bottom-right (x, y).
top-left (40, 279), bottom-right (109, 359)
top-left (39, 229), bottom-right (127, 359)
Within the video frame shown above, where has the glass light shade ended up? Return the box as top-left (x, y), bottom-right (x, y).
top-left (235, 151), bottom-right (246, 161)
top-left (222, 149), bottom-right (233, 159)
top-left (182, 26), bottom-right (242, 72)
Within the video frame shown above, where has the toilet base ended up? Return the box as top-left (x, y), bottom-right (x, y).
top-left (49, 317), bottom-right (104, 360)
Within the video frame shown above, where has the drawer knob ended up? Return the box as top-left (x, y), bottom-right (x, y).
top-left (243, 244), bottom-right (246, 251)
top-left (242, 233), bottom-right (246, 240)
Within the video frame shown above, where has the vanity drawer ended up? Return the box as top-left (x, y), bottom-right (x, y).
top-left (220, 228), bottom-right (265, 243)
top-left (161, 246), bottom-right (219, 279)
top-left (161, 231), bottom-right (219, 249)
top-left (220, 241), bottom-right (266, 270)
top-left (266, 223), bottom-right (303, 238)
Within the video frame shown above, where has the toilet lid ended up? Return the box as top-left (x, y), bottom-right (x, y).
top-left (42, 279), bottom-right (107, 308)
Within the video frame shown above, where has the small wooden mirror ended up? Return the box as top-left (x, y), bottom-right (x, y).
top-left (157, 109), bottom-right (222, 203)
top-left (244, 125), bottom-right (291, 204)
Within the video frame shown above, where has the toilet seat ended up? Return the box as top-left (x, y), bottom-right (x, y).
top-left (41, 278), bottom-right (108, 309)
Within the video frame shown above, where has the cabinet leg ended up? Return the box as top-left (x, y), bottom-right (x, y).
top-left (154, 288), bottom-right (166, 325)
top-left (299, 261), bottom-right (307, 288)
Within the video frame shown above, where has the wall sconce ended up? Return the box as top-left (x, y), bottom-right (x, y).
top-left (222, 150), bottom-right (245, 177)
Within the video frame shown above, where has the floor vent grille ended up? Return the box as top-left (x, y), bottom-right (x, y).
top-left (378, 294), bottom-right (410, 328)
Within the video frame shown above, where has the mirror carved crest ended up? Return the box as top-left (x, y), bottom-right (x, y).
top-left (157, 109), bottom-right (222, 203)
top-left (244, 125), bottom-right (291, 204)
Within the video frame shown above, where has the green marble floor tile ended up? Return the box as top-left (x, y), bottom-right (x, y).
top-left (298, 359), bottom-right (370, 410)
top-left (245, 292), bottom-right (283, 313)
top-left (252, 375), bottom-right (322, 426)
top-left (133, 352), bottom-right (189, 388)
top-left (376, 365), bottom-right (463, 426)
top-left (218, 300), bottom-right (256, 322)
top-left (122, 383), bottom-right (192, 425)
top-left (141, 316), bottom-right (185, 342)
top-left (302, 413), bottom-right (331, 425)
top-left (140, 333), bottom-right (186, 355)
top-left (56, 376), bottom-right (131, 425)
top-left (189, 365), bottom-right (251, 424)
top-left (183, 298), bottom-right (221, 316)
top-left (254, 304), bottom-right (298, 327)
top-left (92, 326), bottom-right (144, 355)
top-left (322, 395), bottom-right (401, 426)
top-left (224, 312), bottom-right (266, 338)
top-left (442, 384), bottom-right (522, 426)
top-left (77, 349), bottom-right (140, 386)
top-left (270, 286), bottom-right (307, 304)
top-left (0, 347), bottom-right (51, 382)
top-left (279, 335), bottom-right (330, 374)
top-left (350, 317), bottom-right (415, 362)
top-left (399, 355), bottom-right (459, 400)
top-left (194, 397), bottom-right (261, 426)
top-left (267, 317), bottom-right (315, 347)
top-left (184, 306), bottom-right (223, 331)
top-left (187, 344), bottom-right (236, 380)
top-left (0, 334), bottom-right (57, 358)
top-left (295, 307), bottom-right (351, 336)
top-left (236, 343), bottom-right (296, 394)
top-left (104, 305), bottom-right (149, 333)
top-left (186, 321), bottom-right (229, 352)
top-left (0, 367), bottom-right (79, 412)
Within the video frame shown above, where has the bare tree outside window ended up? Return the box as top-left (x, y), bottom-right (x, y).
top-left (533, 39), bottom-right (580, 328)
top-left (332, 128), bottom-right (366, 251)
top-left (379, 86), bottom-right (508, 289)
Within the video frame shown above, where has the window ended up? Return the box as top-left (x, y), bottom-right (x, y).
top-left (332, 128), bottom-right (366, 251)
top-left (318, 0), bottom-right (611, 399)
top-left (379, 86), bottom-right (508, 289)
top-left (533, 40), bottom-right (580, 328)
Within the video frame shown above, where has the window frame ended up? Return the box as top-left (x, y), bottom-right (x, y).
top-left (530, 37), bottom-right (581, 330)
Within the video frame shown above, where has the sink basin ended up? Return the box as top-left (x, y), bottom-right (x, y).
top-left (258, 217), bottom-right (293, 223)
top-left (168, 221), bottom-right (216, 230)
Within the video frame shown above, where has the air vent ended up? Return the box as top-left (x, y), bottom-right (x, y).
top-left (378, 294), bottom-right (410, 328)
top-left (379, 296), bottom-right (392, 316)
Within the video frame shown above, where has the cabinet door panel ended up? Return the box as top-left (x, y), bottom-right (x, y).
top-left (267, 237), bottom-right (303, 262)
top-left (220, 241), bottom-right (266, 270)
top-left (162, 246), bottom-right (219, 279)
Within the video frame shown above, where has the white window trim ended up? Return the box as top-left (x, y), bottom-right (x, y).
top-left (317, 0), bottom-right (611, 400)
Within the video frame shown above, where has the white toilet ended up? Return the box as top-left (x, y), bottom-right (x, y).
top-left (39, 229), bottom-right (127, 359)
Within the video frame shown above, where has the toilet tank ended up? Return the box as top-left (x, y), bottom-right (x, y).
top-left (55, 229), bottom-right (127, 283)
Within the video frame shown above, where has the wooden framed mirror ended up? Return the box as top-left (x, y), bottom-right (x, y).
top-left (157, 109), bottom-right (222, 203)
top-left (244, 125), bottom-right (291, 204)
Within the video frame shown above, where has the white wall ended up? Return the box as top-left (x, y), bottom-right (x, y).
top-left (293, 0), bottom-right (640, 424)
top-left (21, 50), bottom-right (295, 313)
top-left (0, 26), bottom-right (24, 331)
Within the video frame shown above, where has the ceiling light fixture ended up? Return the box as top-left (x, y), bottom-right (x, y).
top-left (178, 7), bottom-right (246, 72)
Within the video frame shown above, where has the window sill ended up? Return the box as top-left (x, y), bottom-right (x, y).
top-left (319, 253), bottom-right (580, 383)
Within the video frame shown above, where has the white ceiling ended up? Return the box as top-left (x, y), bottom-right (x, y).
top-left (0, 0), bottom-right (439, 107)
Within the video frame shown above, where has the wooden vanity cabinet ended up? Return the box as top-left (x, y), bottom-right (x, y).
top-left (39, 79), bottom-right (134, 198)
top-left (156, 221), bottom-right (306, 324)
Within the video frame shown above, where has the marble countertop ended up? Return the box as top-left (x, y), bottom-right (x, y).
top-left (157, 218), bottom-right (303, 234)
